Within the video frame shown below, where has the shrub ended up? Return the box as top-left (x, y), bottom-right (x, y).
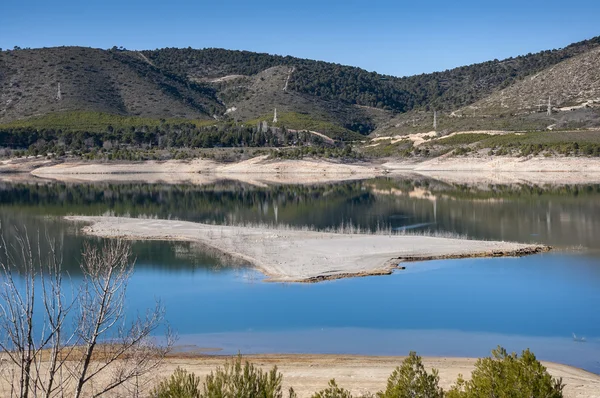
top-left (377, 352), bottom-right (443, 398)
top-left (447, 346), bottom-right (564, 398)
top-left (312, 379), bottom-right (353, 398)
top-left (151, 367), bottom-right (202, 398)
top-left (152, 356), bottom-right (296, 398)
top-left (203, 355), bottom-right (291, 398)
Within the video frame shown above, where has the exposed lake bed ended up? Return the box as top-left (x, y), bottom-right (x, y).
top-left (67, 215), bottom-right (550, 282)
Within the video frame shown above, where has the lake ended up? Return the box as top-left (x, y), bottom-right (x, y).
top-left (1, 176), bottom-right (599, 374)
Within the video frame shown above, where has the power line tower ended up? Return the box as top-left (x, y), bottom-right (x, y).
top-left (55, 83), bottom-right (62, 101)
top-left (273, 108), bottom-right (278, 123)
top-left (547, 96), bottom-right (552, 116)
top-left (433, 110), bottom-right (437, 130)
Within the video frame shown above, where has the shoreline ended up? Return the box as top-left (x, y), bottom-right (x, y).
top-left (4, 155), bottom-right (600, 185)
top-left (67, 216), bottom-right (549, 283)
top-left (153, 353), bottom-right (600, 398)
top-left (1, 352), bottom-right (597, 397)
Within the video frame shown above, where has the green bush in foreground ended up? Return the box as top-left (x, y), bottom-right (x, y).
top-left (447, 346), bottom-right (564, 398)
top-left (151, 367), bottom-right (202, 398)
top-left (153, 347), bottom-right (564, 398)
top-left (377, 351), bottom-right (444, 398)
top-left (151, 356), bottom-right (295, 398)
top-left (311, 379), bottom-right (354, 398)
top-left (203, 354), bottom-right (287, 398)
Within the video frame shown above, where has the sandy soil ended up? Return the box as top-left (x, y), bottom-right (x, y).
top-left (28, 156), bottom-right (378, 176)
top-left (23, 154), bottom-right (600, 177)
top-left (24, 156), bottom-right (381, 185)
top-left (67, 216), bottom-right (548, 283)
top-left (0, 157), bottom-right (57, 172)
top-left (5, 155), bottom-right (600, 186)
top-left (371, 131), bottom-right (438, 147)
top-left (151, 354), bottom-right (600, 398)
top-left (372, 130), bottom-right (512, 147)
top-left (2, 354), bottom-right (597, 397)
top-left (415, 170), bottom-right (600, 186)
top-left (26, 154), bottom-right (600, 174)
top-left (411, 155), bottom-right (600, 173)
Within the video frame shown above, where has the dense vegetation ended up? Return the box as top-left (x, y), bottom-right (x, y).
top-left (427, 131), bottom-right (600, 157)
top-left (0, 118), bottom-right (360, 161)
top-left (143, 36), bottom-right (600, 112)
top-left (151, 348), bottom-right (565, 397)
top-left (447, 347), bottom-right (564, 398)
top-left (152, 356), bottom-right (295, 398)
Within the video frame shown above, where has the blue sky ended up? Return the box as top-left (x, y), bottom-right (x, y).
top-left (1, 0), bottom-right (599, 77)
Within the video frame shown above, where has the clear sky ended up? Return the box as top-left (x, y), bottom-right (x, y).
top-left (1, 0), bottom-right (599, 77)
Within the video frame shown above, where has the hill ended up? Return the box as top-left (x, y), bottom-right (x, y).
top-left (455, 46), bottom-right (600, 130)
top-left (143, 36), bottom-right (600, 114)
top-left (373, 42), bottom-right (600, 136)
top-left (1, 36), bottom-right (600, 138)
top-left (0, 47), bottom-right (224, 123)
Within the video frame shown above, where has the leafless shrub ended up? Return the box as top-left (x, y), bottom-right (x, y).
top-left (0, 225), bottom-right (172, 397)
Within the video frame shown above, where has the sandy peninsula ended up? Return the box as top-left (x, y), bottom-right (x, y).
top-left (67, 216), bottom-right (549, 282)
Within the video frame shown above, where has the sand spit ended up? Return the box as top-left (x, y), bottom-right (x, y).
top-left (67, 216), bottom-right (549, 283)
top-left (151, 354), bottom-right (600, 398)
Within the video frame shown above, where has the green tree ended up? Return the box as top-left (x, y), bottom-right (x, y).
top-left (202, 355), bottom-right (289, 398)
top-left (311, 379), bottom-right (353, 398)
top-left (446, 346), bottom-right (564, 398)
top-left (377, 352), bottom-right (443, 398)
top-left (151, 368), bottom-right (202, 398)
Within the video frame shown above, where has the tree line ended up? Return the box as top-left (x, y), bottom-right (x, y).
top-left (0, 123), bottom-right (344, 158)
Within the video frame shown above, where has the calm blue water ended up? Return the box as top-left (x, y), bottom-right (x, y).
top-left (128, 250), bottom-right (600, 373)
top-left (1, 178), bottom-right (600, 373)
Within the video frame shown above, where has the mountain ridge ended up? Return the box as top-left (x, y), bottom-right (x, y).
top-left (1, 36), bottom-right (600, 135)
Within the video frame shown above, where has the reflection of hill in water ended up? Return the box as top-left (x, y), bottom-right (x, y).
top-left (0, 212), bottom-right (231, 275)
top-left (1, 178), bottom-right (600, 251)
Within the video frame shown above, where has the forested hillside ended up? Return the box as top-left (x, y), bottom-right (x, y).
top-left (1, 35), bottom-right (600, 140)
top-left (143, 36), bottom-right (600, 112)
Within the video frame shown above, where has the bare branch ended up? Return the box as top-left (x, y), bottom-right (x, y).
top-left (0, 226), bottom-right (171, 397)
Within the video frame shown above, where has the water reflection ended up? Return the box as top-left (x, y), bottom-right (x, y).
top-left (0, 211), bottom-right (231, 275)
top-left (2, 177), bottom-right (600, 251)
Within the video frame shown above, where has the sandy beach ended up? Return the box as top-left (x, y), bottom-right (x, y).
top-left (127, 354), bottom-right (600, 398)
top-left (67, 216), bottom-right (548, 282)
top-left (2, 354), bottom-right (598, 397)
